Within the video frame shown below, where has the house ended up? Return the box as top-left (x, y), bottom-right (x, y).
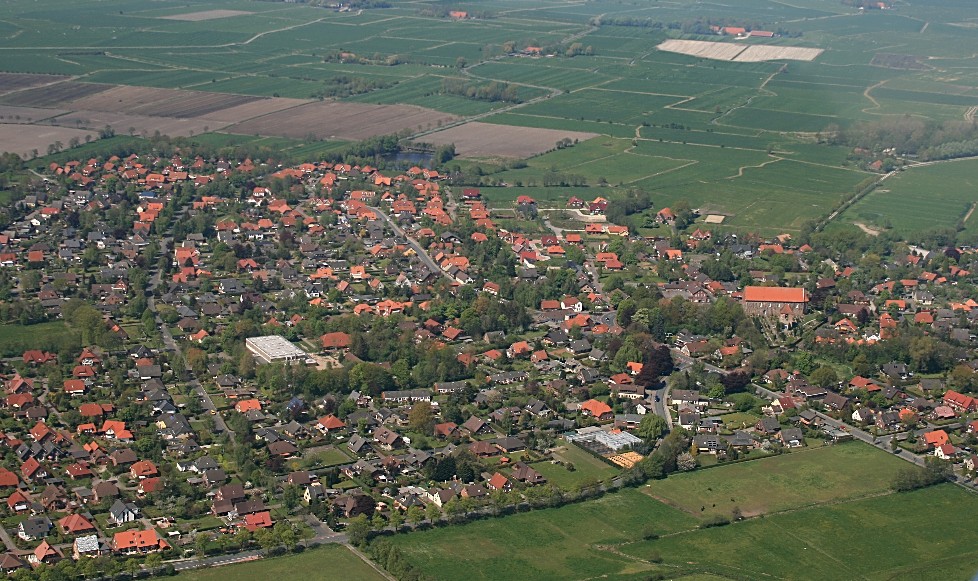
top-left (670, 389), bottom-right (702, 411)
top-left (73, 534), bottom-right (103, 559)
top-left (130, 460), bottom-right (158, 480)
top-left (755, 416), bottom-right (781, 434)
top-left (317, 414), bottom-right (347, 434)
top-left (944, 390), bottom-right (977, 412)
top-left (59, 513), bottom-right (95, 535)
top-left (461, 416), bottom-right (492, 436)
top-left (108, 499), bottom-right (139, 525)
top-left (373, 427), bottom-right (404, 450)
top-left (779, 427), bottom-right (805, 447)
top-left (487, 472), bottom-right (511, 492)
top-left (18, 517), bottom-right (52, 541)
top-left (923, 430), bottom-right (950, 449)
top-left (28, 540), bottom-right (61, 567)
top-left (579, 399), bottom-right (613, 420)
top-left (434, 422), bottom-right (458, 438)
top-left (113, 529), bottom-right (168, 554)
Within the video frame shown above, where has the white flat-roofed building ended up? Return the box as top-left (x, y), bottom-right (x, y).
top-left (246, 335), bottom-right (314, 365)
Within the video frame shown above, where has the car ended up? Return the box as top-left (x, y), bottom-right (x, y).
top-left (209, 409), bottom-right (217, 415)
top-left (654, 395), bottom-right (660, 402)
top-left (893, 448), bottom-right (901, 454)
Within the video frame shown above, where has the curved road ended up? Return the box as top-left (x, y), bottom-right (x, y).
top-left (367, 206), bottom-right (453, 283)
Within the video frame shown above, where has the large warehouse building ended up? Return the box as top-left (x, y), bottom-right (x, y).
top-left (245, 335), bottom-right (315, 365)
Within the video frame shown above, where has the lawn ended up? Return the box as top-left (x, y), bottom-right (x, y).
top-left (389, 487), bottom-right (697, 581)
top-left (542, 440), bottom-right (621, 485)
top-left (622, 484), bottom-right (978, 581)
top-left (0, 321), bottom-right (80, 356)
top-left (642, 442), bottom-right (907, 519)
top-left (177, 544), bottom-right (387, 581)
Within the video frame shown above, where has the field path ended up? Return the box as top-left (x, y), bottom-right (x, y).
top-left (963, 202), bottom-right (977, 224)
top-left (920, 21), bottom-right (930, 34)
top-left (862, 80), bottom-right (886, 113)
top-left (853, 222), bottom-right (881, 236)
top-left (965, 105), bottom-right (977, 121)
top-left (727, 156), bottom-right (782, 178)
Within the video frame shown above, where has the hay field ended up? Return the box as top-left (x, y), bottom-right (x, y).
top-left (0, 105), bottom-right (67, 123)
top-left (657, 39), bottom-right (746, 61)
top-left (0, 124), bottom-right (95, 158)
top-left (228, 101), bottom-right (457, 141)
top-left (65, 85), bottom-right (261, 118)
top-left (658, 39), bottom-right (822, 62)
top-left (45, 111), bottom-right (226, 138)
top-left (735, 45), bottom-right (823, 62)
top-left (423, 122), bottom-right (598, 158)
top-left (196, 97), bottom-right (307, 124)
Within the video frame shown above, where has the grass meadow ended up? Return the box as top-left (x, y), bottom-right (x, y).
top-left (841, 158), bottom-right (978, 235)
top-left (177, 544), bottom-right (386, 581)
top-left (391, 442), bottom-right (978, 581)
top-left (642, 442), bottom-right (907, 519)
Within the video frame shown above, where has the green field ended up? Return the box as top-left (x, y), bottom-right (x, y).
top-left (0, 321), bottom-right (80, 355)
top-left (177, 545), bottom-right (387, 581)
top-left (644, 442), bottom-right (907, 519)
top-left (622, 484), bottom-right (978, 581)
top-left (392, 442), bottom-right (978, 581)
top-left (841, 157), bottom-right (978, 235)
top-left (530, 441), bottom-right (621, 489)
top-left (390, 487), bottom-right (697, 581)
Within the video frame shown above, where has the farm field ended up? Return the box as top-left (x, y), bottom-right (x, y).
top-left (643, 442), bottom-right (907, 519)
top-left (421, 122), bottom-right (598, 159)
top-left (177, 544), bottom-right (387, 581)
top-left (227, 101), bottom-right (457, 141)
top-left (840, 158), bottom-right (978, 235)
top-left (390, 442), bottom-right (975, 581)
top-left (389, 487), bottom-right (697, 581)
top-left (622, 484), bottom-right (978, 581)
top-left (0, 123), bottom-right (97, 159)
top-left (474, 135), bottom-right (869, 233)
top-left (0, 0), bottom-right (976, 232)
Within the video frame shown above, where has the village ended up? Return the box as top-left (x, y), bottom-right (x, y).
top-left (0, 145), bottom-right (973, 575)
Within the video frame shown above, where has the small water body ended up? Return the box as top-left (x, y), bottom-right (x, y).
top-left (382, 151), bottom-right (433, 166)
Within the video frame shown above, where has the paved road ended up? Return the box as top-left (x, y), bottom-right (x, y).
top-left (146, 209), bottom-right (233, 440)
top-left (368, 206), bottom-right (453, 283)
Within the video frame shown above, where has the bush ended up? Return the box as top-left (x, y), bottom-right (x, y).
top-left (699, 515), bottom-right (731, 529)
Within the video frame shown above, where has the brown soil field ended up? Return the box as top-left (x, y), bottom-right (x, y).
top-left (0, 105), bottom-right (67, 123)
top-left (0, 124), bottom-right (95, 159)
top-left (196, 97), bottom-right (308, 124)
top-left (1, 82), bottom-right (113, 108)
top-left (421, 122), bottom-right (598, 158)
top-left (0, 73), bottom-right (69, 96)
top-left (160, 10), bottom-right (253, 21)
top-left (44, 111), bottom-right (228, 138)
top-left (227, 101), bottom-right (457, 141)
top-left (66, 86), bottom-right (261, 118)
